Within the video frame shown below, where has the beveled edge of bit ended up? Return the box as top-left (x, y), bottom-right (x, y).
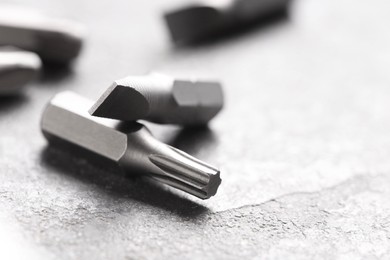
top-left (88, 81), bottom-right (151, 121)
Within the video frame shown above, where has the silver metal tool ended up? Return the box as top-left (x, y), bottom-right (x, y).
top-left (0, 5), bottom-right (85, 64)
top-left (0, 47), bottom-right (42, 94)
top-left (89, 73), bottom-right (224, 125)
top-left (41, 91), bottom-right (222, 199)
top-left (164, 0), bottom-right (290, 44)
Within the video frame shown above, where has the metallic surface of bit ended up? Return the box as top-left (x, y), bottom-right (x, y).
top-left (89, 73), bottom-right (224, 125)
top-left (41, 91), bottom-right (222, 199)
top-left (0, 5), bottom-right (85, 64)
top-left (0, 47), bottom-right (42, 94)
top-left (164, 0), bottom-right (290, 44)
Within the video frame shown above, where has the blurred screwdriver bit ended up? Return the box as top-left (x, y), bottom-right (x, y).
top-left (42, 91), bottom-right (222, 199)
top-left (0, 5), bottom-right (85, 64)
top-left (89, 73), bottom-right (224, 126)
top-left (164, 0), bottom-right (291, 44)
top-left (0, 47), bottom-right (41, 95)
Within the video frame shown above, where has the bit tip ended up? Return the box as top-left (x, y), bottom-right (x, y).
top-left (89, 83), bottom-right (150, 121)
top-left (148, 146), bottom-right (222, 199)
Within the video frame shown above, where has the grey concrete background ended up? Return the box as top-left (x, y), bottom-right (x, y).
top-left (1, 0), bottom-right (390, 259)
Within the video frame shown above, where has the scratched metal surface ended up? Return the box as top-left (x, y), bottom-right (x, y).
top-left (1, 0), bottom-right (390, 259)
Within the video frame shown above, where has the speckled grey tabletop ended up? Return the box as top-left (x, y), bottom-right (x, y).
top-left (1, 0), bottom-right (390, 259)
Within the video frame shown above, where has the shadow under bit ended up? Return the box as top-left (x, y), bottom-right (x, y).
top-left (0, 94), bottom-right (28, 115)
top-left (168, 126), bottom-right (218, 156)
top-left (40, 146), bottom-right (210, 219)
top-left (38, 62), bottom-right (75, 84)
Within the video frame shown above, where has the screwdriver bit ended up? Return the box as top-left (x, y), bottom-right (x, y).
top-left (0, 5), bottom-right (85, 64)
top-left (164, 0), bottom-right (291, 44)
top-left (0, 47), bottom-right (42, 95)
top-left (41, 91), bottom-right (222, 199)
top-left (89, 73), bottom-right (224, 125)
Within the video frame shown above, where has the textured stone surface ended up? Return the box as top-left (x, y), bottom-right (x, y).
top-left (1, 0), bottom-right (390, 259)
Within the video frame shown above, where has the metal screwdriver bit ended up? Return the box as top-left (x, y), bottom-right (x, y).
top-left (41, 91), bottom-right (222, 199)
top-left (0, 5), bottom-right (85, 64)
top-left (164, 0), bottom-right (291, 44)
top-left (89, 73), bottom-right (224, 125)
top-left (0, 47), bottom-right (42, 95)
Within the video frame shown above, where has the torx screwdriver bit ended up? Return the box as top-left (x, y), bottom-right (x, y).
top-left (0, 5), bottom-right (85, 64)
top-left (164, 0), bottom-right (291, 44)
top-left (89, 73), bottom-right (224, 125)
top-left (41, 91), bottom-right (222, 199)
top-left (0, 47), bottom-right (42, 95)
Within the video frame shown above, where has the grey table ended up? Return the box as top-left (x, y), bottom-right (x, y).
top-left (1, 0), bottom-right (390, 259)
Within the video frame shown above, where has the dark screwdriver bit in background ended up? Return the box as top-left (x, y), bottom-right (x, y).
top-left (0, 5), bottom-right (85, 65)
top-left (164, 0), bottom-right (291, 44)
